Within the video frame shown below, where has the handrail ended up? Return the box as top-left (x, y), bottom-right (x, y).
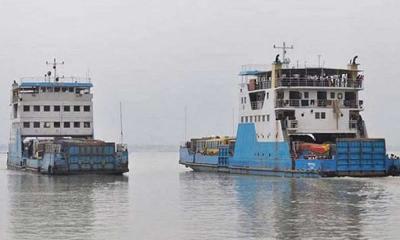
top-left (275, 99), bottom-right (363, 109)
top-left (277, 77), bottom-right (362, 88)
top-left (251, 100), bottom-right (264, 110)
top-left (20, 76), bottom-right (91, 84)
top-left (247, 80), bottom-right (272, 91)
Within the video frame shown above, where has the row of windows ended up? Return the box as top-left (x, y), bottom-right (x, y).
top-left (240, 92), bottom-right (270, 104)
top-left (23, 121), bottom-right (91, 129)
top-left (286, 91), bottom-right (344, 100)
top-left (315, 112), bottom-right (326, 119)
top-left (23, 105), bottom-right (91, 112)
top-left (241, 115), bottom-right (270, 123)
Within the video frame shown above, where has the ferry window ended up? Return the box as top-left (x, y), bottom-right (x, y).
top-left (304, 92), bottom-right (309, 99)
top-left (330, 92), bottom-right (335, 99)
top-left (54, 122), bottom-right (60, 128)
top-left (13, 104), bottom-right (17, 118)
top-left (245, 116), bottom-right (248, 123)
top-left (321, 112), bottom-right (326, 119)
top-left (33, 122), bottom-right (40, 128)
top-left (74, 105), bottom-right (80, 112)
top-left (43, 122), bottom-right (51, 128)
top-left (267, 114), bottom-right (270, 122)
top-left (289, 91), bottom-right (301, 99)
top-left (241, 116), bottom-right (244, 123)
top-left (74, 122), bottom-right (80, 128)
top-left (266, 92), bottom-right (269, 99)
top-left (54, 105), bottom-right (60, 112)
top-left (337, 92), bottom-right (343, 99)
top-left (244, 97), bottom-right (246, 104)
top-left (23, 122), bottom-right (30, 128)
top-left (84, 105), bottom-right (91, 112)
top-left (33, 105), bottom-right (40, 112)
top-left (64, 122), bottom-right (70, 128)
top-left (64, 106), bottom-right (70, 112)
top-left (262, 115), bottom-right (265, 122)
top-left (68, 87), bottom-right (74, 93)
top-left (41, 87), bottom-right (46, 92)
top-left (301, 100), bottom-right (309, 106)
top-left (23, 105), bottom-right (30, 112)
top-left (84, 122), bottom-right (91, 128)
top-left (249, 116), bottom-right (253, 122)
top-left (315, 112), bottom-right (320, 119)
top-left (44, 105), bottom-right (50, 112)
top-left (62, 88), bottom-right (67, 92)
top-left (54, 87), bottom-right (60, 92)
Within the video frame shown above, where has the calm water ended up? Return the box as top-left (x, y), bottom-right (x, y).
top-left (1, 152), bottom-right (400, 240)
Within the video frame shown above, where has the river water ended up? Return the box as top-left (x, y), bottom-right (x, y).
top-left (0, 151), bottom-right (400, 240)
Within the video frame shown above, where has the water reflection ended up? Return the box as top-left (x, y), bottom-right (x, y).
top-left (179, 172), bottom-right (390, 240)
top-left (6, 171), bottom-right (129, 240)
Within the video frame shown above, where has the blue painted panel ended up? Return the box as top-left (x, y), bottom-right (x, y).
top-left (336, 139), bottom-right (386, 172)
top-left (295, 160), bottom-right (321, 171)
top-left (231, 123), bottom-right (292, 170)
top-left (195, 153), bottom-right (218, 165)
top-left (321, 160), bottom-right (336, 172)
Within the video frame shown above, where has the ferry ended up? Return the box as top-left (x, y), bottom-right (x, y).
top-left (180, 43), bottom-right (400, 177)
top-left (7, 59), bottom-right (129, 175)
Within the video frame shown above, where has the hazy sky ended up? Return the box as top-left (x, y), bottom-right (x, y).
top-left (0, 0), bottom-right (399, 146)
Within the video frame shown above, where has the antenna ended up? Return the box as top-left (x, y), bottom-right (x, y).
top-left (318, 54), bottom-right (322, 68)
top-left (273, 42), bottom-right (294, 68)
top-left (120, 101), bottom-right (124, 143)
top-left (46, 58), bottom-right (64, 82)
top-left (232, 108), bottom-right (235, 136)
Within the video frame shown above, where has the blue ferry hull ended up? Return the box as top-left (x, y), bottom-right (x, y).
top-left (179, 123), bottom-right (400, 177)
top-left (7, 129), bottom-right (129, 175)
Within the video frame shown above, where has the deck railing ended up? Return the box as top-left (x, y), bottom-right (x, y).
top-left (20, 76), bottom-right (92, 84)
top-left (276, 99), bottom-right (363, 109)
top-left (251, 100), bottom-right (264, 110)
top-left (247, 80), bottom-right (272, 91)
top-left (276, 78), bottom-right (363, 88)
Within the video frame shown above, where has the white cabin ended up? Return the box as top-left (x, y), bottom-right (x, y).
top-left (11, 79), bottom-right (94, 138)
top-left (238, 57), bottom-right (366, 144)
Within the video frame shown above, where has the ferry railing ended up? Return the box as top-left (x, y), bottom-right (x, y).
top-left (20, 76), bottom-right (92, 84)
top-left (250, 100), bottom-right (264, 110)
top-left (276, 78), bottom-right (363, 88)
top-left (247, 80), bottom-right (272, 91)
top-left (276, 99), bottom-right (363, 109)
top-left (349, 120), bottom-right (358, 129)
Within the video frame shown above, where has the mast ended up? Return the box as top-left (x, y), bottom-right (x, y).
top-left (46, 58), bottom-right (64, 82)
top-left (184, 106), bottom-right (187, 141)
top-left (273, 42), bottom-right (294, 68)
top-left (120, 102), bottom-right (124, 144)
